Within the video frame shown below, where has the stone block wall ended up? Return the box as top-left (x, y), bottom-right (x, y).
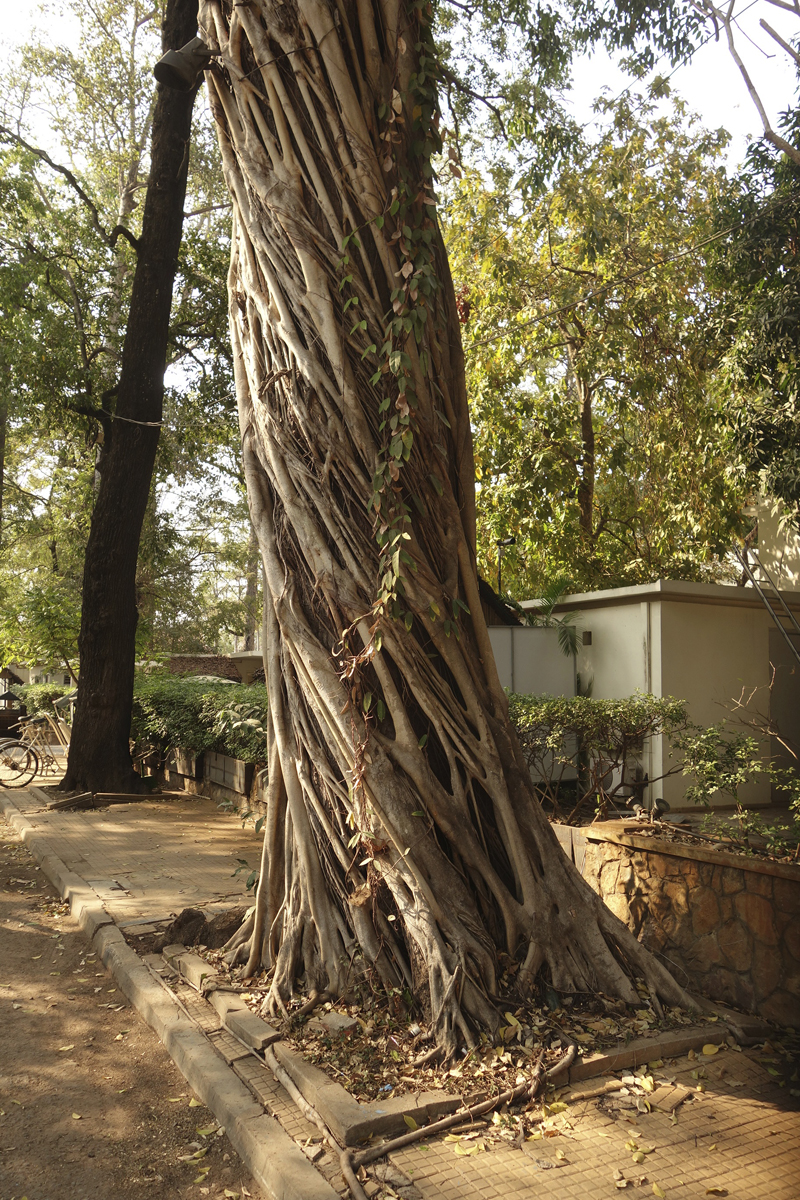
top-left (582, 828), bottom-right (800, 1026)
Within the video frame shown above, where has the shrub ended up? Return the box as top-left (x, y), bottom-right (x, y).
top-left (131, 673), bottom-right (268, 763)
top-left (17, 683), bottom-right (73, 718)
top-left (507, 692), bottom-right (692, 820)
top-left (676, 724), bottom-right (800, 857)
top-left (508, 692), bottom-right (800, 850)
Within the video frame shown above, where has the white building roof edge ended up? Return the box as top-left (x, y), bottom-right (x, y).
top-left (520, 577), bottom-right (800, 613)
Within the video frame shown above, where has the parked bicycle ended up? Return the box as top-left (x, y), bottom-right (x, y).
top-left (0, 709), bottom-right (71, 786)
top-left (0, 738), bottom-right (40, 787)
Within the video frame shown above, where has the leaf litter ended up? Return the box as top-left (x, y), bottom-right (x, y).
top-left (184, 938), bottom-right (795, 1196)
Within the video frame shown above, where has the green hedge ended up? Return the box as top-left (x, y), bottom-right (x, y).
top-left (508, 692), bottom-right (692, 820)
top-left (131, 673), bottom-right (268, 763)
top-left (507, 691), bottom-right (800, 829)
top-left (17, 683), bottom-right (73, 717)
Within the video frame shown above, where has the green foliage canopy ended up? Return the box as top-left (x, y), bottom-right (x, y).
top-left (445, 91), bottom-right (750, 596)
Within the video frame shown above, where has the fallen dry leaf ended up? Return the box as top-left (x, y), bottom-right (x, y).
top-left (702, 1044), bottom-right (720, 1056)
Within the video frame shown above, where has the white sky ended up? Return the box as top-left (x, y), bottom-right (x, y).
top-left (566, 3), bottom-right (799, 169)
top-left (1, 0), bottom-right (797, 169)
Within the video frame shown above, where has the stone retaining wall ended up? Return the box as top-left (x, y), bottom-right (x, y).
top-left (582, 825), bottom-right (800, 1026)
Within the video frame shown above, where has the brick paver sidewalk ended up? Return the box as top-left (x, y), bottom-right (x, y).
top-left (11, 786), bottom-right (260, 931)
top-left (394, 1046), bottom-right (800, 1200)
top-left (8, 785), bottom-right (800, 1200)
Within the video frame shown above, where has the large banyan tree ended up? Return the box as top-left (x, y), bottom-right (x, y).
top-left (197, 0), bottom-right (693, 1054)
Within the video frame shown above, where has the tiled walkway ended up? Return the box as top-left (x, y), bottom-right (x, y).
top-left (394, 1042), bottom-right (800, 1199)
top-left (7, 786), bottom-right (800, 1200)
top-left (13, 786), bottom-right (259, 928)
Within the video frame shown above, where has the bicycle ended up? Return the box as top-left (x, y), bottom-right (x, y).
top-left (0, 738), bottom-right (41, 787)
top-left (11, 714), bottom-right (63, 772)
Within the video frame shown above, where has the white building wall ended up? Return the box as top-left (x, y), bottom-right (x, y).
top-left (521, 581), bottom-right (789, 811)
top-left (757, 498), bottom-right (800, 592)
top-left (658, 599), bottom-right (771, 808)
top-left (576, 602), bottom-right (648, 699)
top-left (488, 626), bottom-right (576, 697)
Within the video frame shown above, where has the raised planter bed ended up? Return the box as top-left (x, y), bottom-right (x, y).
top-left (204, 751), bottom-right (254, 796)
top-left (581, 821), bottom-right (800, 1026)
top-left (173, 747), bottom-right (204, 779)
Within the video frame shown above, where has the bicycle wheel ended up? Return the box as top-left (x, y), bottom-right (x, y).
top-left (0, 741), bottom-right (40, 787)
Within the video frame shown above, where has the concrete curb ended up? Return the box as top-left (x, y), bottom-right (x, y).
top-left (165, 946), bottom-right (462, 1147)
top-left (0, 790), bottom-right (338, 1200)
top-left (564, 1026), bottom-right (733, 1084)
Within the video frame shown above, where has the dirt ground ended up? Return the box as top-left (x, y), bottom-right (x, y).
top-left (0, 813), bottom-right (264, 1200)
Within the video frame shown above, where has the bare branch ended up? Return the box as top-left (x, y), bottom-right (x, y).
top-left (693, 1), bottom-right (800, 166)
top-left (0, 125), bottom-right (141, 251)
top-left (184, 201), bottom-right (233, 218)
top-left (760, 17), bottom-right (800, 67)
top-left (763, 0), bottom-right (800, 16)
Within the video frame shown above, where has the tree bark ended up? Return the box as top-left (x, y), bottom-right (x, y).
top-left (577, 378), bottom-right (595, 537)
top-left (201, 0), bottom-right (693, 1053)
top-left (0, 391), bottom-right (6, 549)
top-left (243, 519), bottom-right (259, 650)
top-left (63, 0), bottom-right (202, 794)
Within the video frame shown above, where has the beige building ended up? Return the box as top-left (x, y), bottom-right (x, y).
top-left (518, 580), bottom-right (800, 811)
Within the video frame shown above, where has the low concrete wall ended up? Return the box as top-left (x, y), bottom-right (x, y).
top-left (162, 765), bottom-right (267, 818)
top-left (582, 824), bottom-right (800, 1026)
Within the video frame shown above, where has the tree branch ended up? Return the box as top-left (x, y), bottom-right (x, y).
top-left (760, 17), bottom-right (800, 68)
top-left (0, 125), bottom-right (141, 251)
top-left (439, 68), bottom-right (507, 137)
top-left (184, 202), bottom-right (233, 218)
top-left (763, 0), bottom-right (800, 16)
top-left (692, 1), bottom-right (800, 166)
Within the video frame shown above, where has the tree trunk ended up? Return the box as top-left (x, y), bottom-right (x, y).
top-left (200, 0), bottom-right (693, 1053)
top-left (577, 377), bottom-right (596, 537)
top-left (0, 390), bottom-right (6, 549)
top-left (243, 519), bottom-right (259, 650)
top-left (63, 0), bottom-right (201, 794)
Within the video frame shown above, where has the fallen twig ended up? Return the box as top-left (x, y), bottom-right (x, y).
top-left (564, 1079), bottom-right (625, 1103)
top-left (352, 1048), bottom-right (558, 1169)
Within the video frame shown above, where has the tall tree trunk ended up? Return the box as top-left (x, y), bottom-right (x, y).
top-left (201, 0), bottom-right (692, 1053)
top-left (577, 378), bottom-right (595, 537)
top-left (63, 0), bottom-right (201, 794)
top-left (0, 391), bottom-right (6, 549)
top-left (243, 519), bottom-right (259, 650)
